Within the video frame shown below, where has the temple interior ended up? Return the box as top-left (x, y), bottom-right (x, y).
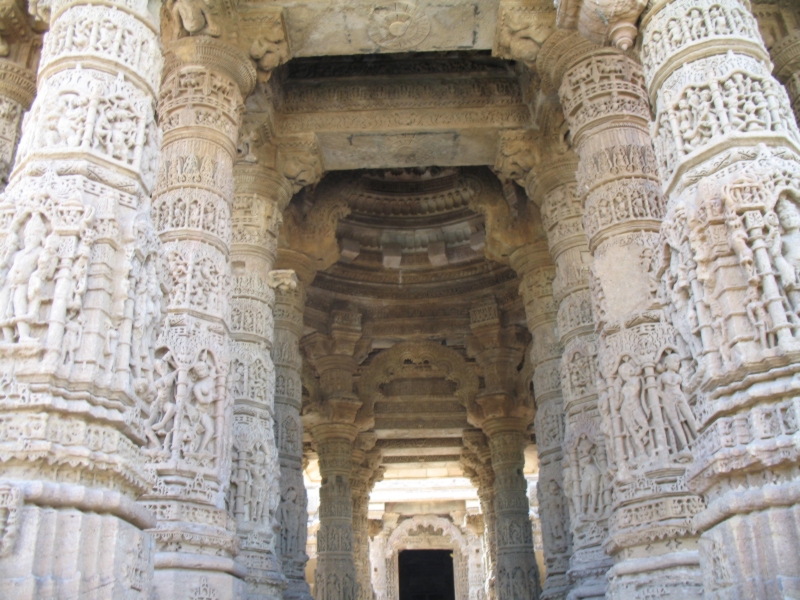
top-left (0, 0), bottom-right (799, 599)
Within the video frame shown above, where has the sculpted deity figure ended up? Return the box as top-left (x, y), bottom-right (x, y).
top-left (279, 485), bottom-right (300, 556)
top-left (145, 354), bottom-right (178, 451)
top-left (726, 211), bottom-right (755, 281)
top-left (745, 285), bottom-right (774, 349)
top-left (542, 479), bottom-right (568, 551)
top-left (657, 354), bottom-right (698, 453)
top-left (248, 444), bottom-right (273, 524)
top-left (61, 310), bottom-right (85, 369)
top-left (613, 361), bottom-right (651, 460)
top-left (103, 319), bottom-right (120, 375)
top-left (190, 359), bottom-right (217, 454)
top-left (169, 0), bottom-right (220, 37)
top-left (0, 213), bottom-right (57, 342)
top-left (777, 199), bottom-right (800, 275)
top-left (577, 437), bottom-right (602, 516)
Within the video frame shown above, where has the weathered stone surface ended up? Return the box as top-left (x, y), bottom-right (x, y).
top-left (0, 0), bottom-right (798, 598)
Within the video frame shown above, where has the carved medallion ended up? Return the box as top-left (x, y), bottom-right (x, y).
top-left (368, 2), bottom-right (430, 50)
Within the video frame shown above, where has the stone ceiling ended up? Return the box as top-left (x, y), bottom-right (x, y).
top-left (300, 167), bottom-right (531, 478)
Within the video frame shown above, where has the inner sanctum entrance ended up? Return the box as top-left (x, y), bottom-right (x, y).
top-left (399, 550), bottom-right (456, 600)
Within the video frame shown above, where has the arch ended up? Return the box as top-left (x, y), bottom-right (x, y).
top-left (358, 341), bottom-right (480, 418)
top-left (376, 515), bottom-right (484, 600)
top-left (386, 514), bottom-right (468, 556)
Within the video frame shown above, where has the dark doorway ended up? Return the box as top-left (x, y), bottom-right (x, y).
top-left (398, 549), bottom-right (456, 600)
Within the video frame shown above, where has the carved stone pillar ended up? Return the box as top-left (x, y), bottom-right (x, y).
top-left (466, 297), bottom-right (540, 600)
top-left (312, 423), bottom-right (361, 600)
top-left (273, 191), bottom-right (351, 600)
top-left (141, 36), bottom-right (255, 598)
top-left (509, 242), bottom-right (575, 600)
top-left (547, 35), bottom-right (705, 598)
top-left (0, 3), bottom-right (40, 190)
top-left (229, 162), bottom-right (293, 599)
top-left (639, 0), bottom-right (800, 596)
top-left (351, 433), bottom-right (384, 600)
top-left (525, 136), bottom-right (613, 599)
top-left (0, 0), bottom-right (161, 592)
top-left (753, 2), bottom-right (800, 125)
top-left (273, 249), bottom-right (315, 600)
top-left (304, 309), bottom-right (370, 600)
top-left (461, 433), bottom-right (498, 600)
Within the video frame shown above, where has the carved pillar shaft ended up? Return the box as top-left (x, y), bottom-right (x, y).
top-left (639, 0), bottom-right (800, 596)
top-left (141, 37), bottom-right (256, 599)
top-left (509, 243), bottom-right (575, 600)
top-left (229, 163), bottom-right (293, 599)
top-left (314, 425), bottom-right (360, 600)
top-left (461, 436), bottom-right (498, 600)
top-left (351, 437), bottom-right (383, 600)
top-left (557, 45), bottom-right (704, 598)
top-left (0, 0), bottom-right (161, 593)
top-left (0, 33), bottom-right (39, 189)
top-left (483, 420), bottom-right (541, 600)
top-left (273, 249), bottom-right (315, 600)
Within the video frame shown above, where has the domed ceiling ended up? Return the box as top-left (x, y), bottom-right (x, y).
top-left (304, 166), bottom-right (525, 346)
top-left (300, 167), bottom-right (531, 476)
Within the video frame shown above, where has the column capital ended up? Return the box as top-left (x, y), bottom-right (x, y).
top-left (234, 161), bottom-right (294, 211)
top-left (475, 398), bottom-right (534, 434)
top-left (163, 36), bottom-right (257, 98)
top-left (311, 422), bottom-right (360, 445)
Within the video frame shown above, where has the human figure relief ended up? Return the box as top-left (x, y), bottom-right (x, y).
top-left (249, 445), bottom-right (270, 524)
top-left (169, 0), bottom-right (220, 37)
top-left (657, 354), bottom-right (698, 453)
top-left (0, 213), bottom-right (58, 342)
top-left (145, 353), bottom-right (178, 452)
top-left (776, 199), bottom-right (800, 313)
top-left (577, 437), bottom-right (602, 517)
top-left (613, 361), bottom-right (651, 460)
top-left (61, 309), bottom-right (85, 369)
top-left (189, 358), bottom-right (217, 454)
top-left (542, 479), bottom-right (568, 551)
top-left (726, 211), bottom-right (755, 281)
top-left (745, 285), bottom-right (774, 349)
top-left (279, 485), bottom-right (300, 555)
top-left (103, 318), bottom-right (119, 376)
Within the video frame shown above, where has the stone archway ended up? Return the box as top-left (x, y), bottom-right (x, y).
top-left (373, 515), bottom-right (484, 600)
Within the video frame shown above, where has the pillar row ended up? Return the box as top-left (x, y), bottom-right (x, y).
top-left (549, 33), bottom-right (705, 598)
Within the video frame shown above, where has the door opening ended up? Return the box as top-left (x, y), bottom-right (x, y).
top-left (398, 549), bottom-right (456, 600)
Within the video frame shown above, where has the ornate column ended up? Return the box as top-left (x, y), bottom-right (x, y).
top-left (461, 433), bottom-right (498, 600)
top-left (640, 0), bottom-right (800, 596)
top-left (351, 433), bottom-right (384, 600)
top-left (303, 308), bottom-right (370, 600)
top-left (465, 298), bottom-right (541, 600)
top-left (140, 29), bottom-right (255, 596)
top-left (753, 1), bottom-right (800, 125)
top-left (523, 127), bottom-right (613, 599)
top-left (229, 162), bottom-right (294, 599)
top-left (0, 3), bottom-right (40, 189)
top-left (509, 241), bottom-right (575, 600)
top-left (0, 0), bottom-right (161, 591)
top-left (545, 33), bottom-right (705, 598)
top-left (273, 249), bottom-right (315, 600)
top-left (273, 191), bottom-right (349, 600)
